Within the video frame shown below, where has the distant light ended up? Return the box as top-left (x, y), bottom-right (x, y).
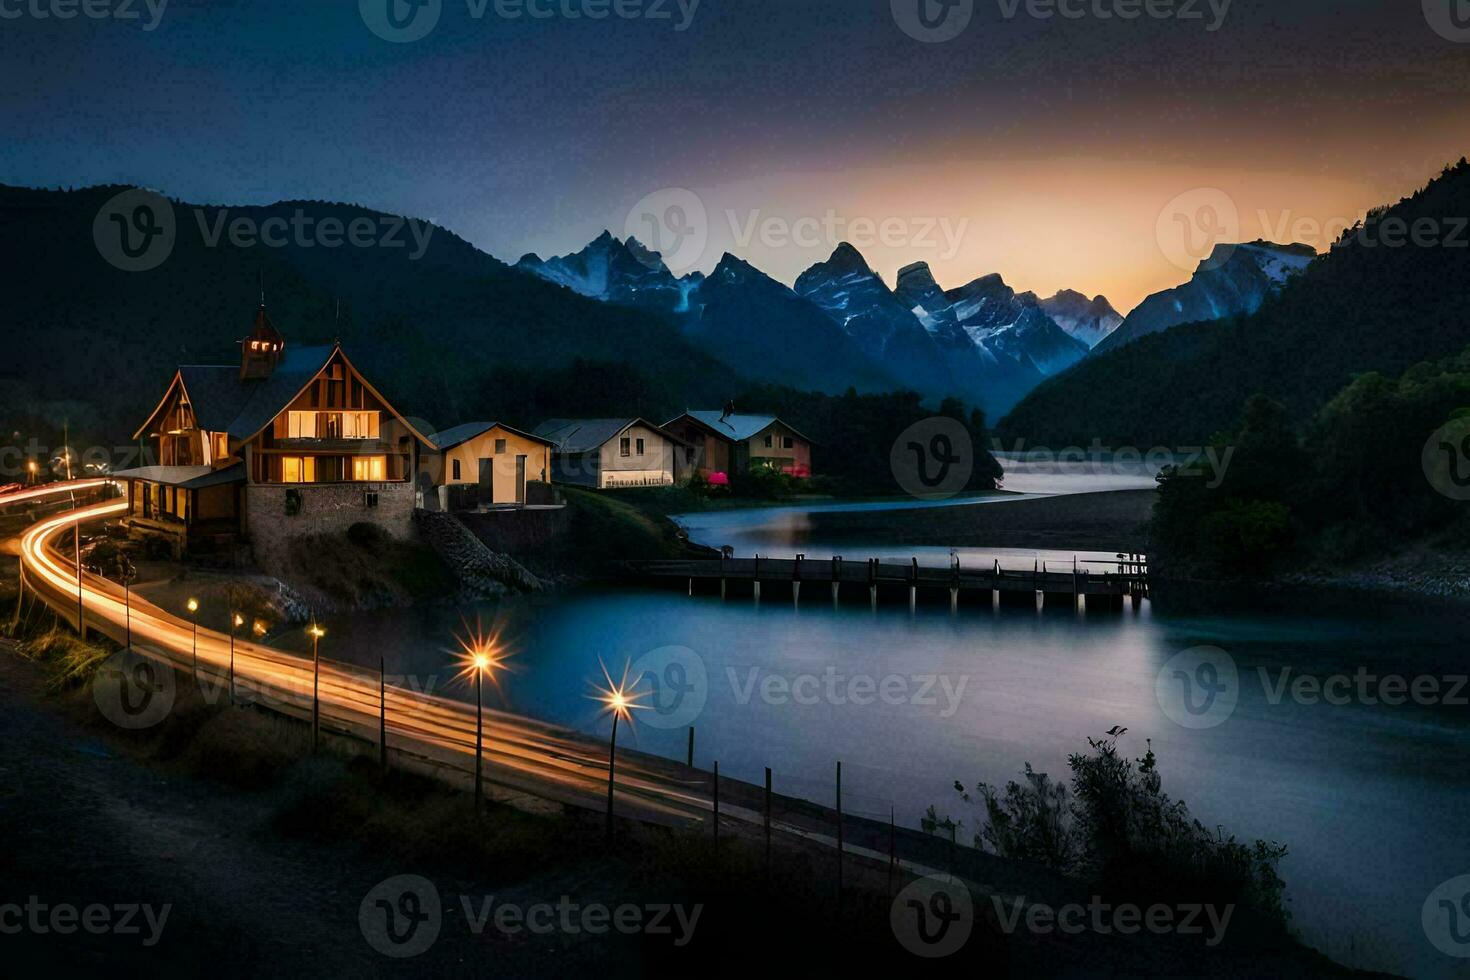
top-left (233, 614), bottom-right (245, 628)
top-left (186, 598), bottom-right (198, 613)
top-left (308, 625), bottom-right (326, 639)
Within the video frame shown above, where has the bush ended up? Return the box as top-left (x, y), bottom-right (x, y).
top-left (933, 733), bottom-right (1291, 927)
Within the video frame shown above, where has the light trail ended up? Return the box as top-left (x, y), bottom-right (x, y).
top-left (10, 498), bottom-right (713, 826)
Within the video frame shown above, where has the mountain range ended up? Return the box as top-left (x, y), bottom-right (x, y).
top-left (1091, 240), bottom-right (1317, 356)
top-left (999, 159), bottom-right (1470, 446)
top-left (519, 234), bottom-right (1119, 416)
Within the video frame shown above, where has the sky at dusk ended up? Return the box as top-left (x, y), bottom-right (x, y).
top-left (3, 0), bottom-right (1468, 311)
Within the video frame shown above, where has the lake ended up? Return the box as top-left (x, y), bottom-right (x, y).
top-left (311, 466), bottom-right (1470, 978)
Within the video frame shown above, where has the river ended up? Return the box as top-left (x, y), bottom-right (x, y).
top-left (310, 461), bottom-right (1469, 978)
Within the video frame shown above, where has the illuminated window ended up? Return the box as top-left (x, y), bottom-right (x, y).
top-left (214, 434), bottom-right (229, 459)
top-left (352, 456), bottom-right (387, 481)
top-left (287, 412), bottom-right (318, 439)
top-left (282, 456), bottom-right (316, 483)
top-left (342, 411), bottom-right (380, 440)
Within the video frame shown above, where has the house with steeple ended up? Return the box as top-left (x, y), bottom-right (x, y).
top-left (116, 299), bottom-right (433, 561)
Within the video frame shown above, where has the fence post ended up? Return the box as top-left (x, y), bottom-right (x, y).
top-left (379, 655), bottom-right (388, 771)
top-left (712, 760), bottom-right (720, 844)
top-left (888, 805), bottom-right (897, 899)
top-left (764, 767), bottom-right (772, 885)
top-left (687, 726), bottom-right (694, 768)
top-left (835, 761), bottom-right (843, 900)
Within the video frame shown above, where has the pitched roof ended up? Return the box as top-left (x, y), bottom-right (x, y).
top-left (134, 342), bottom-right (433, 448)
top-left (532, 418), bottom-right (685, 454)
top-left (675, 411), bottom-right (812, 445)
top-left (427, 421), bottom-right (553, 452)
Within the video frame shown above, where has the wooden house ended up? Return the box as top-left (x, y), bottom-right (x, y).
top-left (531, 418), bottom-right (687, 489)
top-left (420, 422), bottom-right (555, 510)
top-left (663, 411), bottom-right (813, 481)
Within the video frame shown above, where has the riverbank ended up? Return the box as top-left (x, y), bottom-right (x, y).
top-left (0, 618), bottom-right (1376, 978)
top-left (799, 489), bottom-right (1155, 553)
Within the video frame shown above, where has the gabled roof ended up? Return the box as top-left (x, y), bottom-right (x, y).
top-left (532, 418), bottom-right (686, 454)
top-left (133, 343), bottom-right (433, 449)
top-left (428, 421), bottom-right (554, 452)
top-left (672, 411), bottom-right (813, 445)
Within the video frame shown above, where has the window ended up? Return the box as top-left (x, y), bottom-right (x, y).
top-left (287, 412), bottom-right (318, 439)
top-left (282, 456), bottom-right (317, 483)
top-left (213, 433), bottom-right (229, 460)
top-left (764, 435), bottom-right (773, 448)
top-left (636, 438), bottom-right (645, 456)
top-left (783, 437), bottom-right (794, 449)
top-left (495, 438), bottom-right (507, 454)
top-left (620, 437), bottom-right (631, 457)
top-left (342, 411), bottom-right (380, 440)
top-left (452, 459), bottom-right (462, 481)
top-left (353, 456), bottom-right (387, 481)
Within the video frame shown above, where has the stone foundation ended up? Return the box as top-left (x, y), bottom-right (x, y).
top-left (244, 482), bottom-right (415, 571)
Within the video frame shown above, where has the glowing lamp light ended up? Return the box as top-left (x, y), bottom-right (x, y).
top-left (186, 598), bottom-right (198, 613)
top-left (308, 624), bottom-right (326, 639)
top-left (233, 614), bottom-right (245, 628)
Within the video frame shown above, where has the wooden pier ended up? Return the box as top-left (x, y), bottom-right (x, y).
top-left (629, 554), bottom-right (1149, 612)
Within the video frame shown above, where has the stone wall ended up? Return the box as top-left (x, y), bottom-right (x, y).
top-left (244, 482), bottom-right (415, 571)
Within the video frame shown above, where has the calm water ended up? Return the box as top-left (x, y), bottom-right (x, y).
top-left (310, 480), bottom-right (1470, 978)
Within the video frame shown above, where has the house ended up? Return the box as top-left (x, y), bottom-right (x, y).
top-left (663, 410), bottom-right (813, 480)
top-left (420, 422), bottom-right (555, 510)
top-left (118, 301), bottom-right (433, 561)
top-left (531, 418), bottom-right (686, 489)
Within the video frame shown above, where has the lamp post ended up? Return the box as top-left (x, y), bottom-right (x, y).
top-left (595, 662), bottom-right (645, 846)
top-left (230, 613), bottom-right (244, 705)
top-left (26, 459), bottom-right (37, 487)
top-left (186, 598), bottom-right (199, 680)
top-left (120, 558), bottom-right (136, 652)
top-left (309, 624), bottom-right (325, 751)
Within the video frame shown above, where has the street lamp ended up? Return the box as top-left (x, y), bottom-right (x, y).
top-left (594, 660), bottom-right (646, 845)
top-left (455, 623), bottom-right (507, 816)
top-left (230, 613), bottom-right (244, 705)
top-left (186, 598), bottom-right (199, 679)
top-left (120, 558), bottom-right (136, 652)
top-left (309, 624), bottom-right (326, 751)
top-left (26, 459), bottom-right (37, 486)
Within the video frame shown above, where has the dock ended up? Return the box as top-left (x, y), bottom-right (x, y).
top-left (628, 553), bottom-right (1149, 613)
